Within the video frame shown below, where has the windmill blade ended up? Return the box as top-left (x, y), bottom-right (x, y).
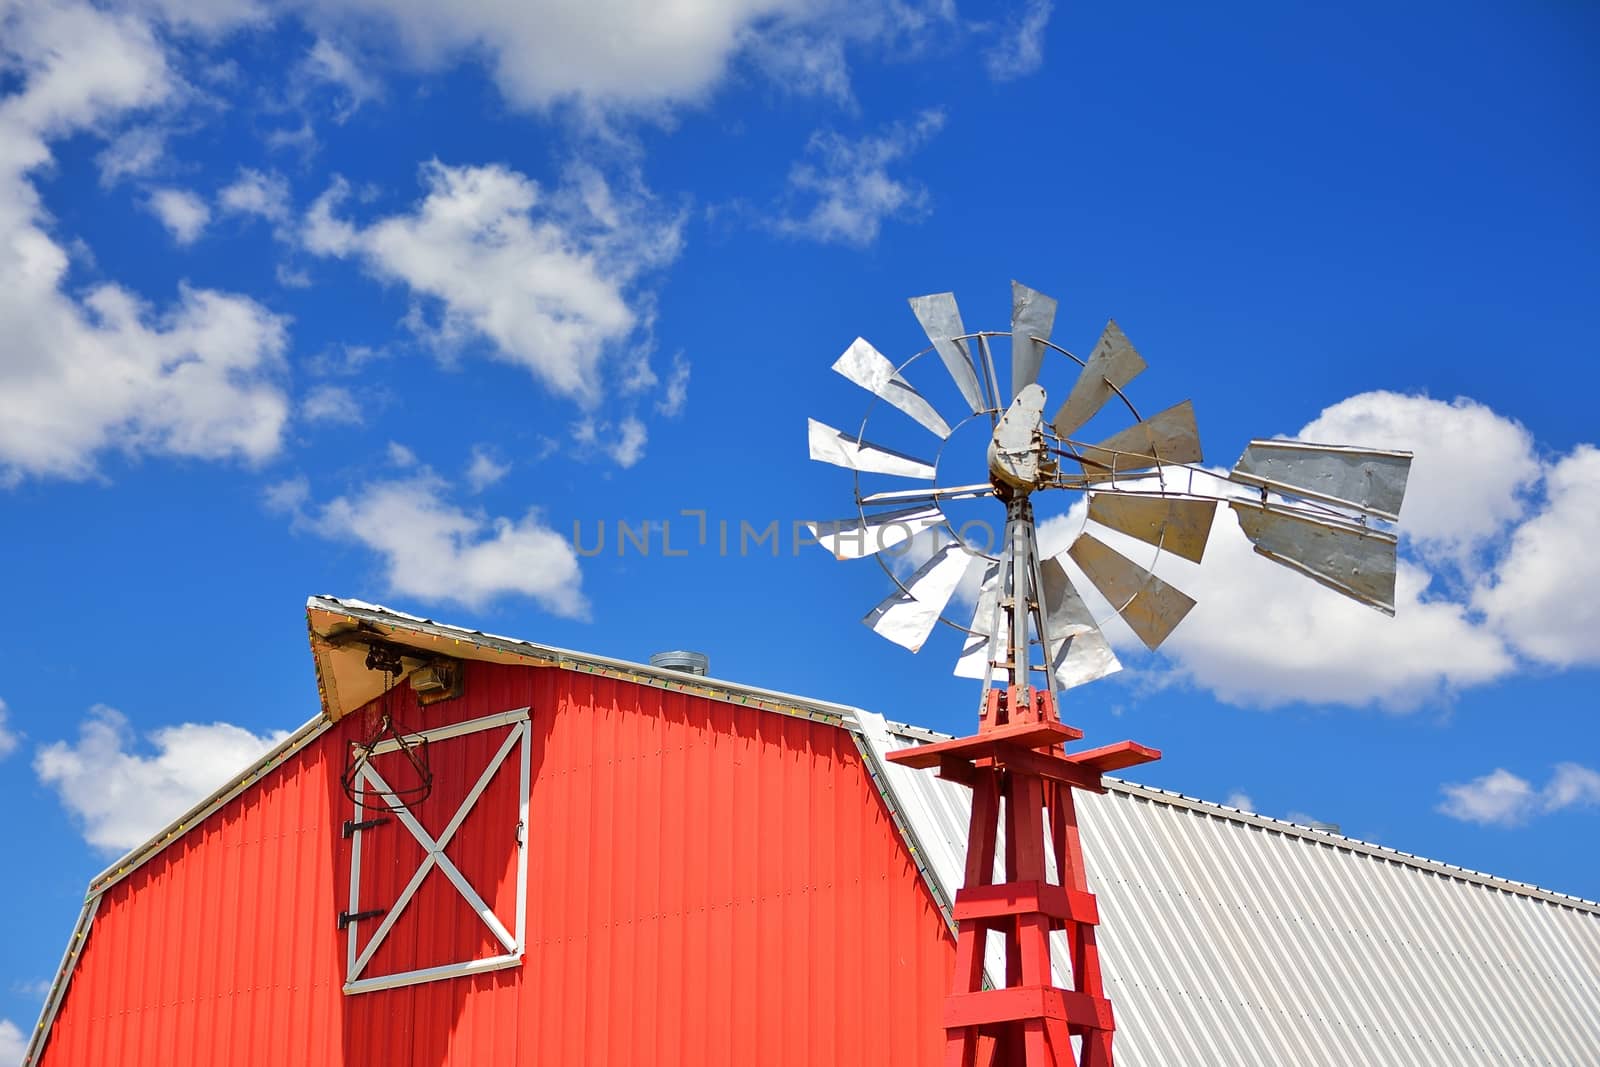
top-left (864, 538), bottom-right (981, 652)
top-left (1051, 320), bottom-right (1146, 439)
top-left (1039, 556), bottom-right (1122, 689)
top-left (1010, 281), bottom-right (1058, 401)
top-left (1087, 493), bottom-right (1218, 565)
top-left (1229, 440), bottom-right (1412, 522)
top-left (832, 336), bottom-right (953, 440)
top-left (860, 483), bottom-right (995, 506)
top-left (808, 419), bottom-right (937, 479)
top-left (1078, 400), bottom-right (1202, 479)
top-left (908, 292), bottom-right (987, 415)
top-left (808, 505), bottom-right (944, 560)
top-left (1067, 532), bottom-right (1196, 651)
top-left (954, 561), bottom-right (1004, 678)
top-left (1229, 500), bottom-right (1399, 615)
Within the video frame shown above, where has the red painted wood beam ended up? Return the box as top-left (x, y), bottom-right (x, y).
top-left (952, 880), bottom-right (1099, 926)
top-left (884, 721), bottom-right (1083, 770)
top-left (943, 986), bottom-right (1115, 1032)
top-left (1060, 740), bottom-right (1162, 774)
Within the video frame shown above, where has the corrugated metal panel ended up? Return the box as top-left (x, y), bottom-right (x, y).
top-left (864, 724), bottom-right (1600, 1066)
top-left (36, 661), bottom-right (953, 1067)
top-left (36, 716), bottom-right (346, 1066)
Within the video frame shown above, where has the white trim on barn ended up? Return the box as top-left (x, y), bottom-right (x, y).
top-left (344, 706), bottom-right (532, 995)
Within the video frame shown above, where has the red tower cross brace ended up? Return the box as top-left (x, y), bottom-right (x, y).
top-left (887, 685), bottom-right (1159, 1067)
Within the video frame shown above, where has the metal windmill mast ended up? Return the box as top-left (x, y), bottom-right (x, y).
top-left (807, 283), bottom-right (1412, 1067)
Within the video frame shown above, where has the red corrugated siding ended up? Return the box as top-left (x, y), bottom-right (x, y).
top-left (38, 661), bottom-right (952, 1066)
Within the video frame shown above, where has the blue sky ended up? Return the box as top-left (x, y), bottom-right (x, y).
top-left (2, 0), bottom-right (1597, 1053)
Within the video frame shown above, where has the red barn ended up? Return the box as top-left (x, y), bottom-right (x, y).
top-left (25, 596), bottom-right (1600, 1066)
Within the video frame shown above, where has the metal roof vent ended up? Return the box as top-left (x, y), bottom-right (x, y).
top-left (650, 650), bottom-right (709, 676)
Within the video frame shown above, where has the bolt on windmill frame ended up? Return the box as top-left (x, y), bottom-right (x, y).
top-left (806, 283), bottom-right (1412, 1067)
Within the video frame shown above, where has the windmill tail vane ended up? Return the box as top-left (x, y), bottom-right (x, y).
top-left (806, 282), bottom-right (1412, 1067)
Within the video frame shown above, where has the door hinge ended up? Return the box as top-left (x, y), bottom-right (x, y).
top-left (342, 816), bottom-right (391, 838)
top-left (338, 908), bottom-right (386, 930)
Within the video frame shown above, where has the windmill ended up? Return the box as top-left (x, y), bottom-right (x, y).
top-left (806, 283), bottom-right (1411, 1067)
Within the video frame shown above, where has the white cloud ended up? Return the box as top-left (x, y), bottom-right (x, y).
top-left (466, 445), bottom-right (510, 491)
top-left (1224, 791), bottom-right (1254, 811)
top-left (1437, 763), bottom-right (1600, 828)
top-left (299, 0), bottom-right (966, 114)
top-left (97, 123), bottom-right (167, 185)
top-left (656, 352), bottom-right (690, 416)
top-left (776, 109), bottom-right (944, 246)
top-left (302, 37), bottom-right (382, 121)
top-left (129, 0), bottom-right (270, 35)
top-left (219, 166), bottom-right (291, 223)
top-left (610, 416), bottom-right (648, 468)
top-left (301, 383), bottom-right (363, 425)
top-left (288, 469), bottom-right (587, 616)
top-left (147, 186), bottom-right (210, 244)
top-left (572, 415), bottom-right (649, 468)
top-left (1474, 445), bottom-right (1600, 667)
top-left (1438, 769), bottom-right (1534, 827)
top-left (34, 706), bottom-right (290, 853)
top-left (262, 474), bottom-right (309, 514)
top-left (1544, 763), bottom-right (1600, 811)
top-left (307, 341), bottom-right (388, 376)
top-left (302, 0), bottom-right (801, 111)
top-left (0, 2), bottom-right (291, 486)
top-left (983, 0), bottom-right (1052, 82)
top-left (264, 118), bottom-right (317, 158)
top-left (9, 978), bottom-right (50, 1000)
top-left (276, 262), bottom-right (312, 288)
top-left (0, 698), bottom-right (17, 760)
top-left (303, 160), bottom-right (682, 405)
top-left (0, 1019), bottom-right (23, 1067)
top-left (386, 440), bottom-right (418, 467)
top-left (743, 29), bottom-right (853, 105)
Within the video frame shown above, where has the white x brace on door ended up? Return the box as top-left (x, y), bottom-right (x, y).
top-left (343, 706), bottom-right (531, 995)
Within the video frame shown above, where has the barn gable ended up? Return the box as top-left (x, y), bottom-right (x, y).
top-left (25, 595), bottom-right (1600, 1066)
top-left (27, 601), bottom-right (955, 1067)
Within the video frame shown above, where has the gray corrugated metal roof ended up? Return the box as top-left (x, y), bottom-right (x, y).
top-left (861, 720), bottom-right (1600, 1066)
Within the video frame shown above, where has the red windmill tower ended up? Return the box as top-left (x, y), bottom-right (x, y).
top-left (806, 284), bottom-right (1412, 1065)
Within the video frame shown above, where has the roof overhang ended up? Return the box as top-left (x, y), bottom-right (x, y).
top-left (305, 595), bottom-right (868, 729)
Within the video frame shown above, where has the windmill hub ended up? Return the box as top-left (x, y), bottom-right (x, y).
top-left (987, 382), bottom-right (1057, 495)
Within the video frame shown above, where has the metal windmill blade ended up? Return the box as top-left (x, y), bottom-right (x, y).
top-left (1086, 493), bottom-right (1218, 565)
top-left (1076, 400), bottom-right (1203, 481)
top-left (1226, 439), bottom-right (1414, 615)
top-left (864, 535), bottom-right (984, 653)
top-left (1052, 320), bottom-right (1145, 440)
top-left (1039, 554), bottom-right (1122, 689)
top-left (831, 337), bottom-right (953, 440)
top-left (806, 505), bottom-right (945, 560)
top-left (1010, 281), bottom-right (1057, 401)
top-left (807, 418), bottom-right (938, 480)
top-left (908, 292), bottom-right (987, 415)
top-left (1067, 532), bottom-right (1197, 651)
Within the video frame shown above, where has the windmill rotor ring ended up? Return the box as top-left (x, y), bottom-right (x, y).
top-left (808, 282), bottom-right (1414, 697)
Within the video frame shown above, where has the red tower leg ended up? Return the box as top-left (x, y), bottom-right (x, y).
top-left (888, 687), bottom-right (1158, 1067)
